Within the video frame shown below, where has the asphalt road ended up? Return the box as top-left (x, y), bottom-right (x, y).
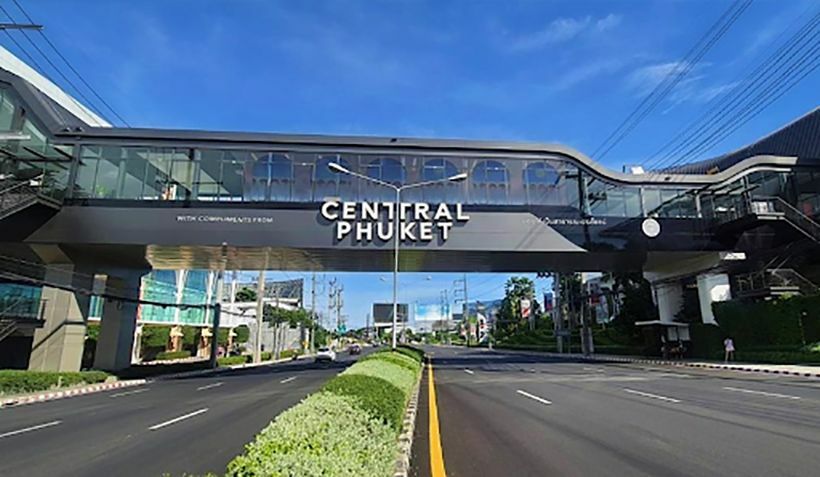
top-left (412, 346), bottom-right (820, 477)
top-left (0, 353), bottom-right (363, 477)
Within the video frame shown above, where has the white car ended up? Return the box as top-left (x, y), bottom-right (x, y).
top-left (315, 347), bottom-right (336, 362)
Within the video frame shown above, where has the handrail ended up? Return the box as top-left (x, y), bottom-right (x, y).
top-left (754, 195), bottom-right (820, 227)
top-left (0, 174), bottom-right (43, 195)
top-left (735, 268), bottom-right (818, 296)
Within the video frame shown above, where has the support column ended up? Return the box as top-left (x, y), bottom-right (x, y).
top-left (29, 265), bottom-right (93, 372)
top-left (697, 273), bottom-right (731, 324)
top-left (653, 281), bottom-right (683, 323)
top-left (93, 272), bottom-right (143, 371)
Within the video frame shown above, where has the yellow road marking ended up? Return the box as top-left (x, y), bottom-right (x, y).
top-left (428, 361), bottom-right (447, 477)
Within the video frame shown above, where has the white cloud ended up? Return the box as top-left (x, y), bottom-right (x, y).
top-left (509, 13), bottom-right (623, 51)
top-left (626, 60), bottom-right (738, 113)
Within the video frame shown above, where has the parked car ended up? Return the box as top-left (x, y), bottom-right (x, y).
top-left (315, 346), bottom-right (336, 363)
top-left (349, 343), bottom-right (362, 355)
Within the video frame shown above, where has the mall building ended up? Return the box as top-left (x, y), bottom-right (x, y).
top-left (0, 45), bottom-right (818, 371)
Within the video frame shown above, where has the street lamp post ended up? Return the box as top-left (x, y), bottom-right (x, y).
top-left (328, 162), bottom-right (467, 350)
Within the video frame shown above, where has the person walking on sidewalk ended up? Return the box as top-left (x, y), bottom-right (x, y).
top-left (723, 337), bottom-right (735, 363)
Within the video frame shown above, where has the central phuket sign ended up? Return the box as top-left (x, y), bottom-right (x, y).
top-left (320, 200), bottom-right (470, 242)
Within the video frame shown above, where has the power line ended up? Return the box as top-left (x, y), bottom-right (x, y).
top-left (644, 7), bottom-right (820, 175)
top-left (592, 0), bottom-right (752, 162)
top-left (0, 2), bottom-right (111, 125)
top-left (11, 0), bottom-right (130, 127)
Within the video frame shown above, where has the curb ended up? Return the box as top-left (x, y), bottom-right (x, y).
top-left (0, 379), bottom-right (146, 409)
top-left (491, 348), bottom-right (820, 379)
top-left (393, 361), bottom-right (423, 477)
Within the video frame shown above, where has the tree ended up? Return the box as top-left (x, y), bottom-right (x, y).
top-left (235, 287), bottom-right (257, 303)
top-left (496, 277), bottom-right (541, 337)
top-left (611, 271), bottom-right (657, 330)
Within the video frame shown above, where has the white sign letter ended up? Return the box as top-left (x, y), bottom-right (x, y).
top-left (321, 201), bottom-right (339, 220)
top-left (336, 221), bottom-right (352, 240)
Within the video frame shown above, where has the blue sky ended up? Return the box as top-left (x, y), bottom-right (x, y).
top-left (4, 0), bottom-right (818, 328)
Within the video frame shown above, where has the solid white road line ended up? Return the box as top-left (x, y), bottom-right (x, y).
top-left (280, 376), bottom-right (297, 384)
top-left (723, 386), bottom-right (801, 400)
top-left (623, 388), bottom-right (681, 403)
top-left (516, 389), bottom-right (552, 405)
top-left (110, 388), bottom-right (148, 398)
top-left (0, 420), bottom-right (62, 439)
top-left (196, 382), bottom-right (224, 391)
top-left (148, 408), bottom-right (209, 431)
top-left (464, 369), bottom-right (475, 375)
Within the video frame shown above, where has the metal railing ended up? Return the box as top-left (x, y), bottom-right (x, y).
top-left (751, 196), bottom-right (820, 242)
top-left (0, 174), bottom-right (64, 219)
top-left (735, 268), bottom-right (819, 296)
top-left (710, 194), bottom-right (820, 243)
top-left (0, 297), bottom-right (47, 343)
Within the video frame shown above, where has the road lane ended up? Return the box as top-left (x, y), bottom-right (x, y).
top-left (0, 353), bottom-right (363, 477)
top-left (413, 346), bottom-right (820, 477)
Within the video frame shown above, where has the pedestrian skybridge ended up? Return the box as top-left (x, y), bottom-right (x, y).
top-left (0, 54), bottom-right (819, 274)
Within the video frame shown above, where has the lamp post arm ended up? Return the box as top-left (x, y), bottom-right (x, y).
top-left (335, 168), bottom-right (398, 190)
top-left (399, 176), bottom-right (465, 191)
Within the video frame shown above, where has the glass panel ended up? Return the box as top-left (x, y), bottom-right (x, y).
top-left (471, 159), bottom-right (509, 204)
top-left (421, 158), bottom-right (461, 203)
top-left (314, 155), bottom-right (354, 201)
top-left (0, 89), bottom-right (16, 131)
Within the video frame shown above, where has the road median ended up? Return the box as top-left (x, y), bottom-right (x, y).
top-left (224, 346), bottom-right (424, 477)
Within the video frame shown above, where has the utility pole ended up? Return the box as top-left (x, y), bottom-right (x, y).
top-left (328, 277), bottom-right (337, 346)
top-left (453, 274), bottom-right (469, 344)
top-left (310, 272), bottom-right (317, 354)
top-left (336, 284), bottom-right (344, 336)
top-left (273, 284), bottom-right (281, 360)
top-left (254, 269), bottom-right (265, 363)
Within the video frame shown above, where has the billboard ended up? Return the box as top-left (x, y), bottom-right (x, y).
top-left (373, 303), bottom-right (409, 323)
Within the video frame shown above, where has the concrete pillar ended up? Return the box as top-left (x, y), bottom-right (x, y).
top-left (29, 265), bottom-right (93, 372)
top-left (653, 281), bottom-right (683, 323)
top-left (697, 273), bottom-right (732, 325)
top-left (93, 272), bottom-right (142, 371)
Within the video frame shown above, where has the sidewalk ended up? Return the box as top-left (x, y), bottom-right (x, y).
top-left (0, 379), bottom-right (146, 409)
top-left (491, 347), bottom-right (820, 378)
top-left (0, 354), bottom-right (315, 409)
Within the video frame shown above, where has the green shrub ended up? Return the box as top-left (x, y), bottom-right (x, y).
top-left (342, 358), bottom-right (416, 395)
top-left (395, 345), bottom-right (424, 363)
top-left (734, 350), bottom-right (820, 364)
top-left (155, 350), bottom-right (192, 361)
top-left (0, 370), bottom-right (109, 395)
top-left (322, 374), bottom-right (406, 431)
top-left (260, 351), bottom-right (272, 361)
top-left (362, 351), bottom-right (421, 375)
top-left (227, 392), bottom-right (395, 477)
top-left (218, 355), bottom-right (251, 367)
top-left (279, 349), bottom-right (301, 359)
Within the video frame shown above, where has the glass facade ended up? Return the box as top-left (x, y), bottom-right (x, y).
top-left (65, 143), bottom-right (820, 220)
top-left (0, 86), bottom-right (72, 200)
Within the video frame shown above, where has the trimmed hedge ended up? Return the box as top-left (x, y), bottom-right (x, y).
top-left (322, 374), bottom-right (406, 431)
top-left (395, 345), bottom-right (424, 363)
top-left (260, 351), bottom-right (272, 361)
top-left (218, 355), bottom-right (251, 367)
top-left (279, 349), bottom-right (301, 359)
top-left (362, 351), bottom-right (421, 375)
top-left (155, 350), bottom-right (192, 361)
top-left (225, 350), bottom-right (422, 476)
top-left (227, 393), bottom-right (395, 476)
top-left (0, 370), bottom-right (109, 395)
